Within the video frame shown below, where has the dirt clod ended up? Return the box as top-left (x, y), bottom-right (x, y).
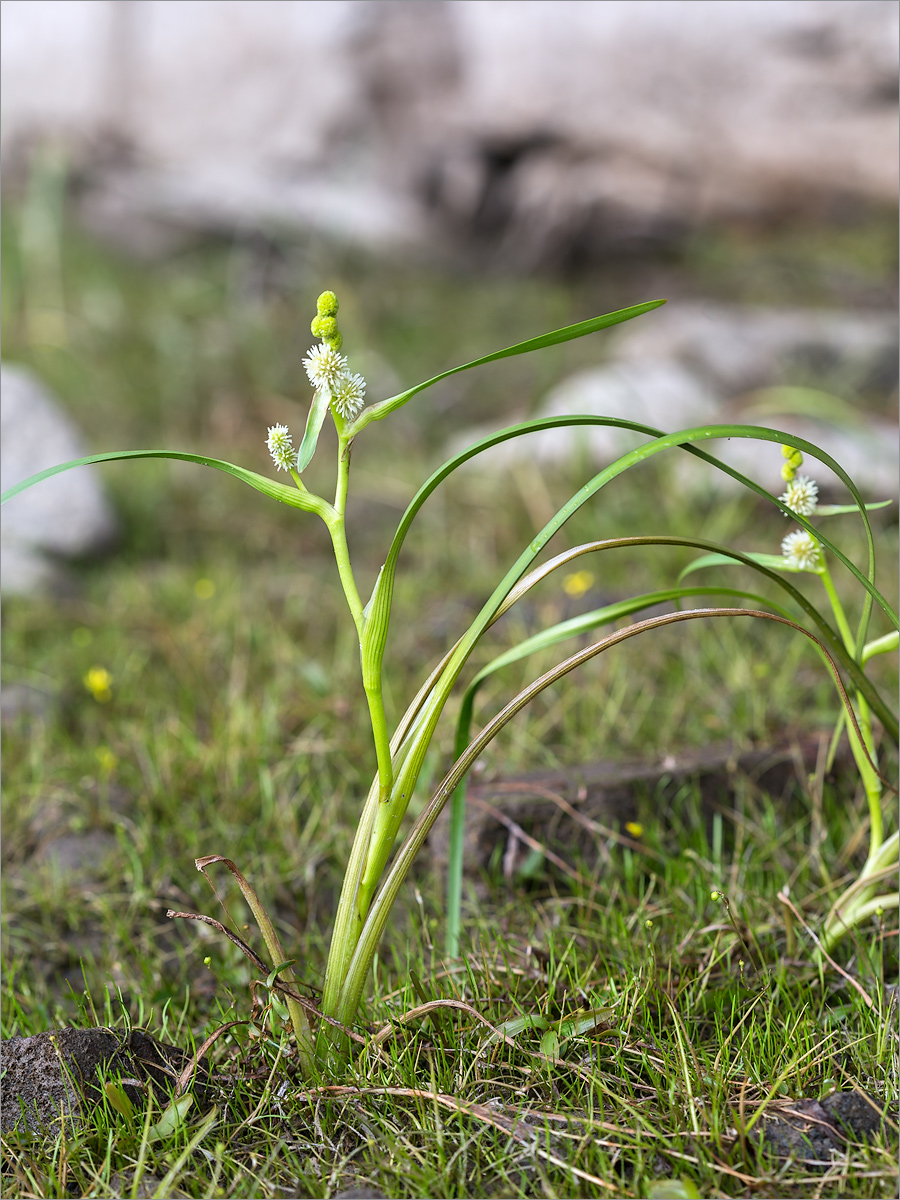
top-left (0, 1027), bottom-right (207, 1135)
top-left (752, 1089), bottom-right (894, 1165)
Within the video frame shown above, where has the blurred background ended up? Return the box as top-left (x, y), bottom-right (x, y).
top-left (2, 0), bottom-right (897, 589)
top-left (1, 2), bottom-right (897, 999)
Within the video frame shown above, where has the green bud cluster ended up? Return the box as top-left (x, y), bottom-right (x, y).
top-left (781, 444), bottom-right (804, 482)
top-left (311, 291), bottom-right (343, 351)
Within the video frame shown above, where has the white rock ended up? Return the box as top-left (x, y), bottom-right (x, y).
top-left (467, 359), bottom-right (720, 469)
top-left (453, 304), bottom-right (898, 501)
top-left (1, 363), bottom-right (118, 594)
top-left (1, 1), bottom-right (896, 259)
top-left (613, 304), bottom-right (899, 395)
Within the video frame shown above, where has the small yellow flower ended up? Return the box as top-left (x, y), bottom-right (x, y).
top-left (195, 578), bottom-right (216, 599)
top-left (95, 746), bottom-right (117, 773)
top-left (563, 569), bottom-right (594, 598)
top-left (625, 821), bottom-right (644, 838)
top-left (84, 666), bottom-right (112, 703)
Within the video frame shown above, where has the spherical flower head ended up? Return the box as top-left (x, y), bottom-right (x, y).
top-left (779, 474), bottom-right (818, 516)
top-left (303, 342), bottom-right (348, 391)
top-left (266, 423), bottom-right (294, 471)
top-left (316, 290), bottom-right (339, 317)
top-left (781, 444), bottom-right (804, 482)
top-left (781, 529), bottom-right (824, 571)
top-left (310, 314), bottom-right (338, 340)
top-left (331, 371), bottom-right (367, 419)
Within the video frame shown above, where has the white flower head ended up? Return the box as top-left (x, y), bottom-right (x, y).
top-left (779, 474), bottom-right (818, 517)
top-left (303, 342), bottom-right (348, 392)
top-left (781, 529), bottom-right (824, 571)
top-left (331, 371), bottom-right (366, 420)
top-left (266, 424), bottom-right (294, 471)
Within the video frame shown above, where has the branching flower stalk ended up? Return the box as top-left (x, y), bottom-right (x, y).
top-left (3, 291), bottom-right (896, 1078)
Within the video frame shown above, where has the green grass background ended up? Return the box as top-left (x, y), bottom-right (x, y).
top-left (1, 187), bottom-right (897, 1198)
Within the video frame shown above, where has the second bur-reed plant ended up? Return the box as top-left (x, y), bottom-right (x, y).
top-left (4, 291), bottom-right (897, 1079)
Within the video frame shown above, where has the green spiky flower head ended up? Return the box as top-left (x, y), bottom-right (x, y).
top-left (781, 444), bottom-right (804, 482)
top-left (316, 291), bottom-right (339, 317)
top-left (311, 314), bottom-right (338, 340)
top-left (310, 291), bottom-right (343, 350)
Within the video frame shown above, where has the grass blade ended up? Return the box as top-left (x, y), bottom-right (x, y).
top-left (0, 449), bottom-right (333, 517)
top-left (346, 300), bottom-right (667, 434)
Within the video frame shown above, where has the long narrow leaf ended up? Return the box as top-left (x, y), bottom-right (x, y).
top-left (364, 419), bottom-right (892, 731)
top-left (357, 425), bottom-right (895, 964)
top-left (0, 449), bottom-right (333, 518)
top-left (817, 501), bottom-right (892, 516)
top-left (473, 586), bottom-right (789, 686)
top-left (393, 520), bottom-right (895, 968)
top-left (339, 607), bottom-right (878, 1027)
top-left (679, 551), bottom-right (795, 578)
top-left (445, 581), bottom-right (787, 957)
top-left (397, 523), bottom-right (895, 786)
top-left (346, 300), bottom-right (667, 435)
top-left (331, 416), bottom-right (893, 1020)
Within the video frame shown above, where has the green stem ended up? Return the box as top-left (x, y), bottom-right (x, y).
top-left (819, 567), bottom-right (854, 653)
top-left (326, 451), bottom-right (364, 635)
top-left (819, 564), bottom-right (883, 855)
top-left (318, 775), bottom-right (380, 1046)
top-left (317, 434), bottom-right (396, 1054)
top-left (445, 695), bottom-right (474, 960)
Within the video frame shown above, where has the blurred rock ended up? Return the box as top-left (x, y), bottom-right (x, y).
top-left (615, 305), bottom-right (898, 397)
top-left (1, 363), bottom-right (118, 595)
top-left (33, 830), bottom-right (120, 881)
top-left (1, 1), bottom-right (896, 263)
top-left (0, 682), bottom-right (55, 727)
top-left (457, 304), bottom-right (898, 498)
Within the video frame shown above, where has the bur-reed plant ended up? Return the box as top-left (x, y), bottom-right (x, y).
top-left (3, 291), bottom-right (896, 1079)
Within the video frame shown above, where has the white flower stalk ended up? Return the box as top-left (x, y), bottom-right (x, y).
top-left (266, 424), bottom-right (294, 471)
top-left (331, 371), bottom-right (367, 420)
top-left (779, 474), bottom-right (818, 516)
top-left (303, 342), bottom-right (348, 392)
top-left (781, 529), bottom-right (824, 571)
